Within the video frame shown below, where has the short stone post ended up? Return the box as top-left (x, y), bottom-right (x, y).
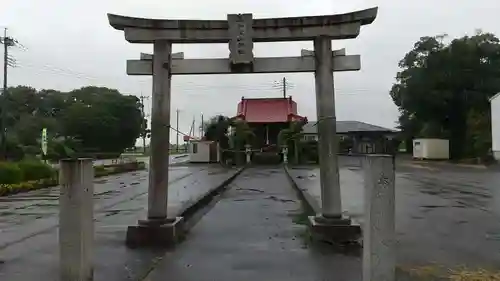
top-left (59, 158), bottom-right (94, 281)
top-left (282, 145), bottom-right (288, 164)
top-left (245, 144), bottom-right (251, 164)
top-left (362, 154), bottom-right (396, 281)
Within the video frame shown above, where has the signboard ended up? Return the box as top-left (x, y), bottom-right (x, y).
top-left (228, 13), bottom-right (254, 66)
top-left (41, 128), bottom-right (48, 156)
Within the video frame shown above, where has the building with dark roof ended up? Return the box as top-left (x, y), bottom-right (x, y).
top-left (230, 96), bottom-right (399, 155)
top-left (302, 120), bottom-right (398, 154)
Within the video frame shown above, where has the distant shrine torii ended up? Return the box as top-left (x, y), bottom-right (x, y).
top-left (107, 7), bottom-right (378, 247)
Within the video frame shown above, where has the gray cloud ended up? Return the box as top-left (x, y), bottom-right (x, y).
top-left (2, 0), bottom-right (499, 144)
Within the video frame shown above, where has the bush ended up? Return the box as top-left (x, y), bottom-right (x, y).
top-left (0, 161), bottom-right (146, 196)
top-left (94, 165), bottom-right (112, 177)
top-left (18, 160), bottom-right (56, 181)
top-left (0, 162), bottom-right (23, 184)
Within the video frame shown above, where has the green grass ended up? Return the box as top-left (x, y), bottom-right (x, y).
top-left (397, 264), bottom-right (500, 281)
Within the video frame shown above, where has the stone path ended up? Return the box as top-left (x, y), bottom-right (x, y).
top-left (144, 167), bottom-right (361, 281)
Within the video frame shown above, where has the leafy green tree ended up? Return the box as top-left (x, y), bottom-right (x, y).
top-left (278, 120), bottom-right (306, 164)
top-left (390, 31), bottom-right (500, 159)
top-left (61, 87), bottom-right (143, 153)
top-left (0, 85), bottom-right (143, 159)
top-left (203, 115), bottom-right (231, 161)
top-left (229, 119), bottom-right (255, 165)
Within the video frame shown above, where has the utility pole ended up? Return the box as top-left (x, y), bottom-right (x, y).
top-left (282, 77), bottom-right (286, 98)
top-left (176, 109), bottom-right (180, 152)
top-left (0, 28), bottom-right (17, 160)
top-left (139, 95), bottom-right (149, 154)
top-left (273, 76), bottom-right (293, 99)
top-left (201, 113), bottom-right (204, 137)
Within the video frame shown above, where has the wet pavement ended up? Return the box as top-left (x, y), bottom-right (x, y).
top-left (145, 167), bottom-right (361, 281)
top-left (0, 164), bottom-right (241, 281)
top-left (3, 158), bottom-right (499, 280)
top-left (287, 156), bottom-right (500, 274)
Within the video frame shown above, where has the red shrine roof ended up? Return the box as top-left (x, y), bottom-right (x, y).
top-left (234, 97), bottom-right (306, 123)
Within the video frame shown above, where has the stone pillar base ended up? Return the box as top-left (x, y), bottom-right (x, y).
top-left (125, 216), bottom-right (184, 248)
top-left (308, 215), bottom-right (361, 245)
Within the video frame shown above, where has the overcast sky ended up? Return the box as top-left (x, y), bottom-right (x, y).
top-left (2, 0), bottom-right (499, 145)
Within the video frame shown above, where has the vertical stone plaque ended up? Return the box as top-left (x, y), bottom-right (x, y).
top-left (228, 13), bottom-right (254, 66)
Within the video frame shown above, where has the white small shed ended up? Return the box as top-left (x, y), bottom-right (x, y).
top-left (413, 138), bottom-right (450, 160)
top-left (490, 93), bottom-right (500, 160)
top-left (188, 140), bottom-right (219, 163)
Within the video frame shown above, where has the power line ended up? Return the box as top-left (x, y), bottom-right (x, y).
top-left (272, 76), bottom-right (295, 98)
top-left (11, 58), bottom-right (379, 95)
top-left (10, 60), bottom-right (382, 99)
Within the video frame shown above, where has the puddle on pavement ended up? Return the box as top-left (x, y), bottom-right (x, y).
top-left (208, 170), bottom-right (226, 175)
top-left (95, 190), bottom-right (119, 197)
top-left (266, 195), bottom-right (295, 203)
top-left (420, 205), bottom-right (446, 209)
top-left (235, 188), bottom-right (264, 193)
top-left (94, 179), bottom-right (108, 184)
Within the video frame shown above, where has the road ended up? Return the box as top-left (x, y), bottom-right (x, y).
top-left (287, 157), bottom-right (500, 277)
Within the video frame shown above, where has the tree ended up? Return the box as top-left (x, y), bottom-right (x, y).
top-left (203, 115), bottom-right (231, 161)
top-left (390, 31), bottom-right (500, 159)
top-left (0, 85), bottom-right (143, 159)
top-left (278, 120), bottom-right (306, 164)
top-left (60, 87), bottom-right (143, 154)
top-left (229, 119), bottom-right (255, 165)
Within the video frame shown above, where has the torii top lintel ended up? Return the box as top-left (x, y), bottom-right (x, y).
top-left (107, 7), bottom-right (377, 44)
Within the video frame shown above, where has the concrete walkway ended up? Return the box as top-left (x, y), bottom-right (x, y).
top-left (144, 167), bottom-right (361, 281)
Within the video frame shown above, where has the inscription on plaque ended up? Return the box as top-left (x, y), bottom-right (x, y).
top-left (228, 13), bottom-right (254, 67)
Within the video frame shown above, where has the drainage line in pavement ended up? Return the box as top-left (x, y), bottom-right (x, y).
top-left (284, 166), bottom-right (317, 216)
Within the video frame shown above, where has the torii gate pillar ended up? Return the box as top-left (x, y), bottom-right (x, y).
top-left (307, 36), bottom-right (362, 243)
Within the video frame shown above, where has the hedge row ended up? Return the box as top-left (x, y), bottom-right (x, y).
top-left (0, 161), bottom-right (146, 196)
top-left (0, 160), bottom-right (56, 184)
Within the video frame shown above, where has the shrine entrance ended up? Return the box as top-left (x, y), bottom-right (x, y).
top-left (107, 7), bottom-right (378, 247)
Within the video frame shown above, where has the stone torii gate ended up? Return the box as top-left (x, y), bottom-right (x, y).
top-left (108, 7), bottom-right (378, 247)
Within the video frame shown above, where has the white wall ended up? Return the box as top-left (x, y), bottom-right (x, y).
top-left (491, 94), bottom-right (500, 160)
top-left (189, 141), bottom-right (211, 163)
top-left (413, 138), bottom-right (449, 160)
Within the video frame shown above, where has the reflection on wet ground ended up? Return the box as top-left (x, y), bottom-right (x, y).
top-left (0, 164), bottom-right (241, 281)
top-left (288, 158), bottom-right (500, 271)
top-left (0, 164), bottom-right (225, 249)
